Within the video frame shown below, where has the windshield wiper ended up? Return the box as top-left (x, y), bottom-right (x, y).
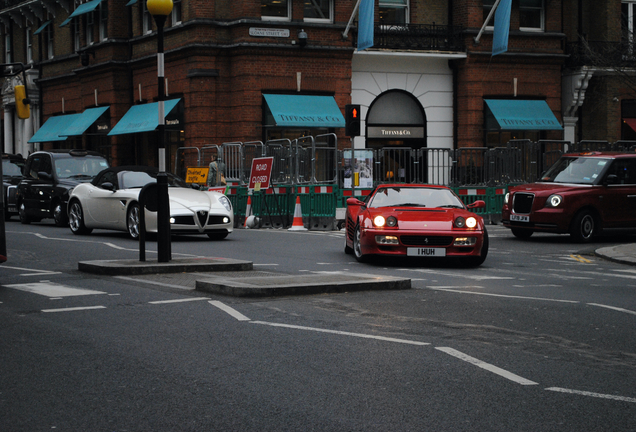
top-left (437, 205), bottom-right (463, 208)
top-left (393, 203), bottom-right (426, 207)
top-left (69, 174), bottom-right (94, 179)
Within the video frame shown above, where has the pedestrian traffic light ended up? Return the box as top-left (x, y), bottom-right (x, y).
top-left (14, 85), bottom-right (30, 119)
top-left (345, 104), bottom-right (360, 137)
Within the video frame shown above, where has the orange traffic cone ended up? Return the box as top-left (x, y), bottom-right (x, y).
top-left (288, 196), bottom-right (308, 231)
top-left (244, 194), bottom-right (252, 229)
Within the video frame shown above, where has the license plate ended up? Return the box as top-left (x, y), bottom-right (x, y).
top-left (407, 248), bottom-right (446, 257)
top-left (511, 214), bottom-right (529, 222)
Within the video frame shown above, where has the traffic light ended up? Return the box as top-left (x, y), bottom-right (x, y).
top-left (14, 85), bottom-right (30, 119)
top-left (345, 104), bottom-right (361, 137)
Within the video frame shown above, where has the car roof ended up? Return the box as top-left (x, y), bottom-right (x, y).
top-left (375, 183), bottom-right (450, 190)
top-left (30, 149), bottom-right (107, 158)
top-left (100, 165), bottom-right (159, 174)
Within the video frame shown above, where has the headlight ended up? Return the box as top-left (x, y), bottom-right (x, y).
top-left (455, 216), bottom-right (477, 228)
top-left (504, 192), bottom-right (510, 204)
top-left (545, 194), bottom-right (562, 208)
top-left (373, 215), bottom-right (386, 227)
top-left (218, 195), bottom-right (232, 212)
top-left (386, 216), bottom-right (397, 227)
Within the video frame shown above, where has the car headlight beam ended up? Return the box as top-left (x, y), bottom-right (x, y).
top-left (545, 194), bottom-right (562, 208)
top-left (373, 215), bottom-right (386, 227)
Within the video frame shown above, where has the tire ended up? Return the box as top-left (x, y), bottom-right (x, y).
top-left (207, 232), bottom-right (228, 240)
top-left (468, 229), bottom-right (489, 267)
top-left (19, 202), bottom-right (31, 225)
top-left (344, 229), bottom-right (353, 255)
top-left (53, 201), bottom-right (68, 227)
top-left (353, 225), bottom-right (368, 263)
top-left (68, 200), bottom-right (92, 235)
top-left (127, 203), bottom-right (141, 240)
top-left (511, 228), bottom-right (534, 239)
top-left (570, 210), bottom-right (596, 243)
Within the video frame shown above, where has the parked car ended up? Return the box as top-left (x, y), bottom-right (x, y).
top-left (67, 166), bottom-right (233, 240)
top-left (502, 151), bottom-right (636, 242)
top-left (344, 184), bottom-right (488, 266)
top-left (2, 153), bottom-right (25, 221)
top-left (16, 149), bottom-right (109, 226)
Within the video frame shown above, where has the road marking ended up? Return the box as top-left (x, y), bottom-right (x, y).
top-left (209, 301), bottom-right (252, 321)
top-left (588, 303), bottom-right (636, 316)
top-left (42, 306), bottom-right (106, 313)
top-left (408, 269), bottom-right (514, 281)
top-left (251, 321), bottom-right (430, 345)
top-left (150, 297), bottom-right (209, 305)
top-left (569, 254), bottom-right (593, 263)
top-left (545, 387), bottom-right (636, 403)
top-left (115, 276), bottom-right (190, 289)
top-left (253, 263), bottom-right (279, 267)
top-left (0, 265), bottom-right (62, 276)
top-left (436, 347), bottom-right (538, 385)
top-left (4, 282), bottom-right (106, 297)
top-left (429, 288), bottom-right (579, 303)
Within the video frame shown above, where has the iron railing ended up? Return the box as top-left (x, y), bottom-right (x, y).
top-left (366, 23), bottom-right (465, 52)
top-left (566, 41), bottom-right (636, 68)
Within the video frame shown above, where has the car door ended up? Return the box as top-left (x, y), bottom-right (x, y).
top-left (599, 157), bottom-right (636, 228)
top-left (22, 154), bottom-right (54, 218)
top-left (84, 170), bottom-right (123, 227)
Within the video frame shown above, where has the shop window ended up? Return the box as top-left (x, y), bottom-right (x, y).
top-left (304, 0), bottom-right (332, 23)
top-left (519, 0), bottom-right (544, 31)
top-left (171, 0), bottom-right (182, 26)
top-left (261, 0), bottom-right (291, 21)
top-left (379, 0), bottom-right (409, 25)
top-left (98, 1), bottom-right (108, 41)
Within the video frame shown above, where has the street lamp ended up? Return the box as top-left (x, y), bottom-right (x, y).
top-left (147, 0), bottom-right (173, 262)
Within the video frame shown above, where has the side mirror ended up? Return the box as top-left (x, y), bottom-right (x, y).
top-left (190, 183), bottom-right (201, 190)
top-left (101, 182), bottom-right (115, 191)
top-left (346, 197), bottom-right (365, 206)
top-left (603, 174), bottom-right (618, 186)
top-left (467, 200), bottom-right (486, 209)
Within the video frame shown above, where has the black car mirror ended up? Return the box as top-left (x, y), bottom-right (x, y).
top-left (190, 183), bottom-right (201, 190)
top-left (603, 174), bottom-right (618, 186)
top-left (101, 182), bottom-right (115, 191)
top-left (38, 171), bottom-right (52, 181)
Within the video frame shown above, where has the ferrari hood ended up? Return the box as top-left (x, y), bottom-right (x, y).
top-left (168, 188), bottom-right (221, 211)
top-left (368, 208), bottom-right (477, 231)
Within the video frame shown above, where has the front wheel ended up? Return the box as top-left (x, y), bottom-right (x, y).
top-left (68, 201), bottom-right (92, 235)
top-left (467, 229), bottom-right (489, 267)
top-left (511, 228), bottom-right (534, 239)
top-left (570, 210), bottom-right (596, 243)
top-left (53, 202), bottom-right (68, 227)
top-left (19, 202), bottom-right (31, 225)
top-left (353, 225), bottom-right (368, 263)
top-left (127, 203), bottom-right (141, 240)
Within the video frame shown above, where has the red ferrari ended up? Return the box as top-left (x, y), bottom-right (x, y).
top-left (344, 184), bottom-right (488, 266)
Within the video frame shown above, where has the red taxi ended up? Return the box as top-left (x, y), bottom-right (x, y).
top-left (344, 184), bottom-right (488, 266)
top-left (502, 152), bottom-right (636, 242)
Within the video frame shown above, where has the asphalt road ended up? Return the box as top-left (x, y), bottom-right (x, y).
top-left (1, 221), bottom-right (635, 431)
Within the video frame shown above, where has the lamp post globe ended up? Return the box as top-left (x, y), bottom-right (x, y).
top-left (149, 0), bottom-right (173, 262)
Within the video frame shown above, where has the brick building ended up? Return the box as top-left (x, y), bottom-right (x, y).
top-left (0, 0), bottom-right (631, 176)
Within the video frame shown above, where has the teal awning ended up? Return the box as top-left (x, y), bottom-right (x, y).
top-left (484, 99), bottom-right (563, 130)
top-left (28, 114), bottom-right (82, 143)
top-left (108, 99), bottom-right (181, 136)
top-left (59, 17), bottom-right (72, 27)
top-left (68, 0), bottom-right (103, 19)
top-left (59, 106), bottom-right (110, 137)
top-left (34, 20), bottom-right (52, 35)
top-left (263, 94), bottom-right (345, 128)
top-left (125, 0), bottom-right (138, 5)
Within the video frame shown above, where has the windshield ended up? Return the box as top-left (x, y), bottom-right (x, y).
top-left (121, 171), bottom-right (188, 189)
top-left (54, 157), bottom-right (109, 179)
top-left (368, 187), bottom-right (465, 209)
top-left (541, 157), bottom-right (610, 185)
top-left (2, 159), bottom-right (24, 176)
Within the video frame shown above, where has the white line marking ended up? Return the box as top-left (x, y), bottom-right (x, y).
top-left (436, 347), bottom-right (538, 385)
top-left (429, 288), bottom-right (579, 303)
top-left (0, 265), bottom-right (62, 276)
top-left (545, 387), bottom-right (636, 403)
top-left (251, 321), bottom-right (430, 346)
top-left (429, 286), bottom-right (485, 289)
top-left (42, 306), bottom-right (106, 313)
top-left (408, 269), bottom-right (514, 281)
top-left (115, 276), bottom-right (191, 289)
top-left (588, 303), bottom-right (636, 316)
top-left (208, 301), bottom-right (251, 321)
top-left (149, 297), bottom-right (209, 305)
top-left (253, 263), bottom-right (279, 266)
top-left (5, 282), bottom-right (107, 297)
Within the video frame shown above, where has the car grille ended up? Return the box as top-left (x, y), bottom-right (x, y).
top-left (512, 192), bottom-right (534, 214)
top-left (172, 214), bottom-right (227, 226)
top-left (400, 235), bottom-right (453, 246)
top-left (196, 211), bottom-right (208, 226)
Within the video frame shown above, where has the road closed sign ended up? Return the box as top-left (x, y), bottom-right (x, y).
top-left (248, 157), bottom-right (274, 191)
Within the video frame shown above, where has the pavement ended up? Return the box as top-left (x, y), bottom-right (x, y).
top-left (77, 243), bottom-right (636, 297)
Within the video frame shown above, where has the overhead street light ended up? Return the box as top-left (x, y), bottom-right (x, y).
top-left (147, 0), bottom-right (173, 262)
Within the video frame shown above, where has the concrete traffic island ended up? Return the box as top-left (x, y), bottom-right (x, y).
top-left (78, 257), bottom-right (253, 276)
top-left (195, 273), bottom-right (411, 297)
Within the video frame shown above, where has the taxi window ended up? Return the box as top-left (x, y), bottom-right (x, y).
top-left (606, 158), bottom-right (636, 185)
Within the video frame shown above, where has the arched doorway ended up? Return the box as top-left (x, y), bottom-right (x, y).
top-left (366, 90), bottom-right (427, 183)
